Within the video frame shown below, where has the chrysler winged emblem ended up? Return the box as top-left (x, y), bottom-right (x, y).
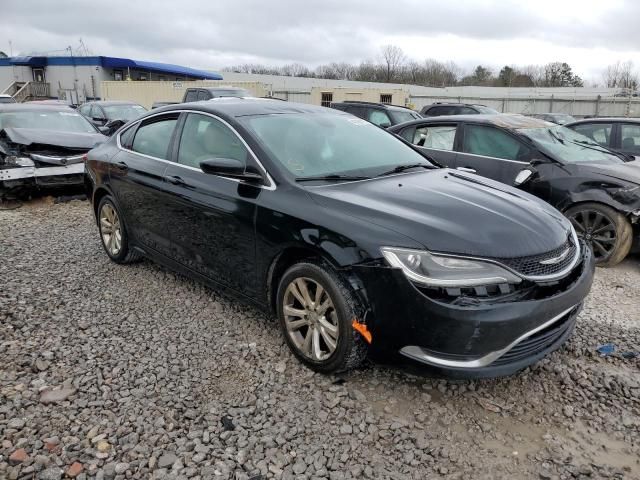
top-left (540, 247), bottom-right (571, 265)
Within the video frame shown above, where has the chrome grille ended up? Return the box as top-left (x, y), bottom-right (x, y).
top-left (493, 235), bottom-right (578, 279)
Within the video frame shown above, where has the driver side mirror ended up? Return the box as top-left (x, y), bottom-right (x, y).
top-left (199, 158), bottom-right (264, 184)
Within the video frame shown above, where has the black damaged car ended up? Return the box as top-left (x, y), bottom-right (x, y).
top-left (0, 104), bottom-right (105, 198)
top-left (389, 115), bottom-right (640, 266)
top-left (85, 100), bottom-right (594, 378)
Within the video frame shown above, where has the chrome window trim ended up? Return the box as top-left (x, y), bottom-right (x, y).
top-left (116, 109), bottom-right (276, 191)
top-left (400, 304), bottom-right (580, 369)
top-left (458, 150), bottom-right (529, 164)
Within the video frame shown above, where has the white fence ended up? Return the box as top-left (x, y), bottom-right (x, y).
top-left (408, 94), bottom-right (640, 118)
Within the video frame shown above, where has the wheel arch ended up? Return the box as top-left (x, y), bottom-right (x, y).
top-left (92, 186), bottom-right (113, 221)
top-left (265, 245), bottom-right (367, 315)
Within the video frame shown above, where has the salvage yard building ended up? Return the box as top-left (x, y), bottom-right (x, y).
top-left (0, 55), bottom-right (222, 104)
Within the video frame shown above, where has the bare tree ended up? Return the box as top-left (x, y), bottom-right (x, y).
top-left (380, 45), bottom-right (406, 83)
top-left (603, 61), bottom-right (622, 88)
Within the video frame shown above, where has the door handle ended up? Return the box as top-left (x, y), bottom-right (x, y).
top-left (113, 161), bottom-right (128, 171)
top-left (457, 167), bottom-right (477, 174)
top-left (165, 175), bottom-right (186, 186)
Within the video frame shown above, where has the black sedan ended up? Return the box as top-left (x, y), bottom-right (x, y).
top-left (85, 100), bottom-right (594, 378)
top-left (78, 100), bottom-right (147, 135)
top-left (566, 117), bottom-right (640, 158)
top-left (389, 115), bottom-right (640, 266)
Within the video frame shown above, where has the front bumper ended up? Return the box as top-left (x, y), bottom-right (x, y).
top-left (0, 162), bottom-right (85, 192)
top-left (352, 245), bottom-right (595, 378)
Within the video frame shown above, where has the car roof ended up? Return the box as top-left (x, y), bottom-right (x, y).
top-left (389, 114), bottom-right (550, 131)
top-left (150, 98), bottom-right (334, 118)
top-left (332, 101), bottom-right (414, 112)
top-left (0, 103), bottom-right (76, 112)
top-left (199, 87), bottom-right (248, 92)
top-left (85, 100), bottom-right (142, 106)
top-left (424, 103), bottom-right (486, 108)
top-left (567, 117), bottom-right (640, 125)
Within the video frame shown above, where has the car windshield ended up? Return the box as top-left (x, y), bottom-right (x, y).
top-left (0, 109), bottom-right (98, 133)
top-left (518, 125), bottom-right (623, 164)
top-left (475, 105), bottom-right (499, 114)
top-left (390, 110), bottom-right (420, 124)
top-left (241, 112), bottom-right (435, 179)
top-left (103, 104), bottom-right (147, 121)
top-left (0, 97), bottom-right (16, 104)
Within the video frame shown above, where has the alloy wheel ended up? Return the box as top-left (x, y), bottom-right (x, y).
top-left (282, 277), bottom-right (339, 361)
top-left (568, 209), bottom-right (616, 261)
top-left (99, 203), bottom-right (122, 256)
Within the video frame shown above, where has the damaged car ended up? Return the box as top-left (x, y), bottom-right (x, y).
top-left (86, 100), bottom-right (594, 378)
top-left (78, 101), bottom-right (147, 136)
top-left (389, 115), bottom-right (640, 266)
top-left (0, 104), bottom-right (106, 198)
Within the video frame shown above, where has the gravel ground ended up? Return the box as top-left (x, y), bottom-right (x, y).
top-left (1, 198), bottom-right (639, 480)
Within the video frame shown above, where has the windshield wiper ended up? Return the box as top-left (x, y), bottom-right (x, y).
top-left (295, 174), bottom-right (370, 183)
top-left (548, 129), bottom-right (565, 144)
top-left (375, 163), bottom-right (433, 177)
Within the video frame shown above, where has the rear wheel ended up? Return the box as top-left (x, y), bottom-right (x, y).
top-left (565, 203), bottom-right (632, 267)
top-left (276, 261), bottom-right (368, 373)
top-left (97, 195), bottom-right (141, 264)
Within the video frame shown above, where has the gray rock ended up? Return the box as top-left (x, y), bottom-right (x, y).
top-left (39, 388), bottom-right (76, 404)
top-left (158, 453), bottom-right (178, 469)
top-left (38, 467), bottom-right (63, 480)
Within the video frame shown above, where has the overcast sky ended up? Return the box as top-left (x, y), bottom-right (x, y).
top-left (2, 0), bottom-right (640, 82)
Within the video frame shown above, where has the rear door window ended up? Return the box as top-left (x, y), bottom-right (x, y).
top-left (184, 90), bottom-right (198, 102)
top-left (407, 125), bottom-right (457, 150)
top-left (131, 116), bottom-right (178, 160)
top-left (571, 123), bottom-right (613, 147)
top-left (367, 109), bottom-right (392, 127)
top-left (620, 123), bottom-right (640, 154)
top-left (79, 104), bottom-right (93, 117)
top-left (463, 124), bottom-right (531, 161)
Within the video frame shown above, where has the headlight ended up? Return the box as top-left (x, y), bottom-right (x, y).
top-left (1, 156), bottom-right (35, 167)
top-left (381, 247), bottom-right (522, 288)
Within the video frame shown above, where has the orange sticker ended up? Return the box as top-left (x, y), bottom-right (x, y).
top-left (352, 319), bottom-right (372, 344)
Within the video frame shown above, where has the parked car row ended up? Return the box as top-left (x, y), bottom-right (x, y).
top-left (3, 91), bottom-right (638, 380)
top-left (388, 114), bottom-right (640, 266)
top-left (84, 98), bottom-right (597, 379)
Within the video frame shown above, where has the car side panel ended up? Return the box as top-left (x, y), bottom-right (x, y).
top-left (108, 150), bottom-right (173, 257)
top-left (162, 165), bottom-right (260, 297)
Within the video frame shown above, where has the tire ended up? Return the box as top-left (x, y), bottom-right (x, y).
top-left (565, 202), bottom-right (632, 267)
top-left (97, 195), bottom-right (142, 264)
top-left (276, 261), bottom-right (368, 373)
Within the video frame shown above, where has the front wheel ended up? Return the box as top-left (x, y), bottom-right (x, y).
top-left (97, 195), bottom-right (141, 264)
top-left (276, 261), bottom-right (368, 373)
top-left (565, 203), bottom-right (632, 267)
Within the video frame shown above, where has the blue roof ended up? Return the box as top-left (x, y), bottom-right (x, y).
top-left (0, 56), bottom-right (222, 80)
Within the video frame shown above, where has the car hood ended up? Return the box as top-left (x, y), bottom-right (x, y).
top-left (579, 159), bottom-right (640, 185)
top-left (2, 127), bottom-right (106, 150)
top-left (310, 169), bottom-right (571, 258)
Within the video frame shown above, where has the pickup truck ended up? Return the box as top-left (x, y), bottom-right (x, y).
top-left (153, 87), bottom-right (252, 108)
